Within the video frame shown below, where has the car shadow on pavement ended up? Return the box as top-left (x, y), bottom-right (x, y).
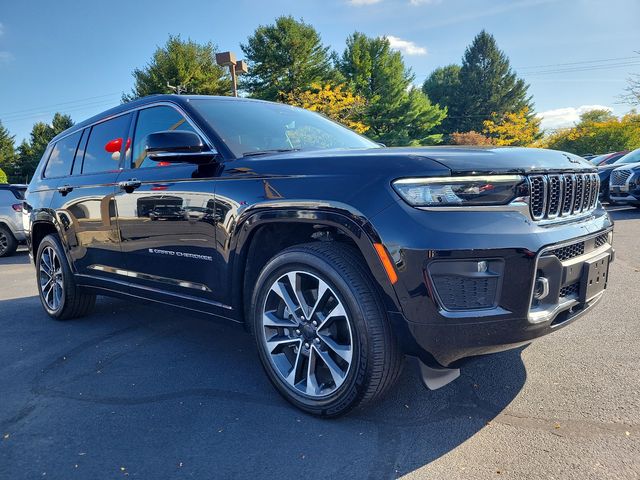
top-left (0, 294), bottom-right (526, 479)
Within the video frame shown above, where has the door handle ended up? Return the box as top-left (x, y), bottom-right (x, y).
top-left (57, 184), bottom-right (73, 195)
top-left (118, 179), bottom-right (141, 192)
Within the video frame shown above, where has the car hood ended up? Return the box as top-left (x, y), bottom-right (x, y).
top-left (395, 147), bottom-right (595, 174)
top-left (230, 146), bottom-right (596, 178)
top-left (612, 162), bottom-right (640, 171)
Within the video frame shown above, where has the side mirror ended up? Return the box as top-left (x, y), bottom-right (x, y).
top-left (145, 131), bottom-right (217, 164)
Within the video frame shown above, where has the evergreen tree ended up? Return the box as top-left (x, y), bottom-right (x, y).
top-left (241, 16), bottom-right (338, 100)
top-left (123, 35), bottom-right (231, 102)
top-left (0, 121), bottom-right (16, 182)
top-left (422, 64), bottom-right (461, 133)
top-left (455, 31), bottom-right (532, 132)
top-left (422, 64), bottom-right (461, 109)
top-left (12, 113), bottom-right (73, 182)
top-left (339, 33), bottom-right (445, 145)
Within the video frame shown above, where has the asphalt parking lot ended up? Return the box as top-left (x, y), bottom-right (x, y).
top-left (0, 207), bottom-right (639, 479)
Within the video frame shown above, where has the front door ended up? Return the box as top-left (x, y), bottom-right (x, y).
top-left (114, 105), bottom-right (221, 303)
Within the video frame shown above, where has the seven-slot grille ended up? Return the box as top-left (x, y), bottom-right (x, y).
top-left (610, 170), bottom-right (632, 187)
top-left (528, 173), bottom-right (599, 221)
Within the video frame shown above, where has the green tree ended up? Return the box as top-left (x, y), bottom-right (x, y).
top-left (422, 64), bottom-right (461, 133)
top-left (0, 121), bottom-right (16, 182)
top-left (123, 35), bottom-right (231, 102)
top-left (0, 168), bottom-right (7, 184)
top-left (13, 113), bottom-right (73, 182)
top-left (338, 33), bottom-right (446, 145)
top-left (241, 16), bottom-right (337, 100)
top-left (578, 109), bottom-right (615, 124)
top-left (542, 111), bottom-right (640, 155)
top-left (456, 31), bottom-right (532, 132)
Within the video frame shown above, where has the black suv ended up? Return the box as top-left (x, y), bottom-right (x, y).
top-left (24, 95), bottom-right (614, 417)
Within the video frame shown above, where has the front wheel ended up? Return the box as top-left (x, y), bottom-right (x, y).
top-left (36, 234), bottom-right (96, 320)
top-left (251, 242), bottom-right (403, 417)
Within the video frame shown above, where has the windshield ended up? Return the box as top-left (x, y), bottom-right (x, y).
top-left (190, 99), bottom-right (379, 158)
top-left (614, 148), bottom-right (640, 165)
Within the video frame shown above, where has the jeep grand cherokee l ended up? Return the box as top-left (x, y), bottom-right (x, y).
top-left (24, 95), bottom-right (614, 417)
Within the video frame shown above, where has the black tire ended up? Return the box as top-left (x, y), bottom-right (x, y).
top-left (0, 225), bottom-right (18, 258)
top-left (250, 242), bottom-right (403, 417)
top-left (36, 234), bottom-right (96, 320)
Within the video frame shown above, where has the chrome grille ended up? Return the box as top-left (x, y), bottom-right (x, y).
top-left (610, 170), bottom-right (632, 186)
top-left (528, 173), bottom-right (599, 221)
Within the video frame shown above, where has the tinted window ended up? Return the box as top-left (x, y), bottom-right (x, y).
top-left (82, 114), bottom-right (131, 174)
top-left (132, 106), bottom-right (197, 168)
top-left (615, 148), bottom-right (640, 165)
top-left (190, 99), bottom-right (378, 157)
top-left (71, 129), bottom-right (87, 176)
top-left (11, 187), bottom-right (26, 200)
top-left (44, 131), bottom-right (82, 178)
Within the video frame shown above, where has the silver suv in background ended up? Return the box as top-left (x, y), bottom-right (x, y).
top-left (0, 184), bottom-right (27, 257)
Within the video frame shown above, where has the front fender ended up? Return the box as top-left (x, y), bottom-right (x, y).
top-left (229, 202), bottom-right (403, 315)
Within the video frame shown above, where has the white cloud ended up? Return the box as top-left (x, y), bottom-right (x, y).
top-left (386, 35), bottom-right (427, 55)
top-left (348, 0), bottom-right (382, 5)
top-left (537, 105), bottom-right (613, 130)
top-left (409, 0), bottom-right (442, 5)
top-left (0, 51), bottom-right (13, 63)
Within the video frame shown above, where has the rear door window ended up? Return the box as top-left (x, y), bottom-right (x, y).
top-left (82, 114), bottom-right (132, 174)
top-left (44, 131), bottom-right (82, 178)
top-left (131, 105), bottom-right (197, 169)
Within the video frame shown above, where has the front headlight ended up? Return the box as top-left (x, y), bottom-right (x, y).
top-left (392, 175), bottom-right (526, 207)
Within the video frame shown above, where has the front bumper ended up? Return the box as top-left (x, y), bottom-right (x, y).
top-left (388, 223), bottom-right (614, 367)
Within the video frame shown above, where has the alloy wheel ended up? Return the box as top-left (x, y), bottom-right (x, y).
top-left (261, 270), bottom-right (354, 398)
top-left (0, 231), bottom-right (7, 255)
top-left (39, 246), bottom-right (64, 311)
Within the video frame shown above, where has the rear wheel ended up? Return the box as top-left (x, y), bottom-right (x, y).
top-left (36, 234), bottom-right (95, 320)
top-left (0, 225), bottom-right (18, 257)
top-left (251, 242), bottom-right (403, 417)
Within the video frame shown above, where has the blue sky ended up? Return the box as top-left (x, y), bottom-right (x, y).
top-left (1, 0), bottom-right (639, 142)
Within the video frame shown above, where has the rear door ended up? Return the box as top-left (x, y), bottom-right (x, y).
top-left (114, 105), bottom-right (220, 303)
top-left (50, 113), bottom-right (132, 278)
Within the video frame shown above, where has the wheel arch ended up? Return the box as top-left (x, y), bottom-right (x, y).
top-left (229, 207), bottom-right (403, 325)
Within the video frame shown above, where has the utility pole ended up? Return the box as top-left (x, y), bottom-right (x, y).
top-left (215, 51), bottom-right (248, 97)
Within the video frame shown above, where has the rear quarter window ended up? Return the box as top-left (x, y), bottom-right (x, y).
top-left (10, 188), bottom-right (26, 200)
top-left (44, 131), bottom-right (83, 178)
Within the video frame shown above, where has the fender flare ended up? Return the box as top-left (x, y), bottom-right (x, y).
top-left (228, 202), bottom-right (403, 316)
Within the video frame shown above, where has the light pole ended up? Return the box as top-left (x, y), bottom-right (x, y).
top-left (215, 51), bottom-right (248, 97)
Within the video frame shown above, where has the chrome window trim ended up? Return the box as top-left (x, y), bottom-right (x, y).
top-left (46, 101), bottom-right (217, 160)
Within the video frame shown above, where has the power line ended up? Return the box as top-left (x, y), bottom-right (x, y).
top-left (414, 59), bottom-right (640, 79)
top-left (521, 61), bottom-right (640, 76)
top-left (515, 55), bottom-right (639, 70)
top-left (1, 99), bottom-right (121, 123)
top-left (0, 92), bottom-right (122, 118)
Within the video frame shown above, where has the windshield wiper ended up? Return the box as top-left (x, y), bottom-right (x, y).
top-left (241, 148), bottom-right (301, 158)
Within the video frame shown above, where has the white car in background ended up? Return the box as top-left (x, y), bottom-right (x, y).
top-left (0, 184), bottom-right (27, 257)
